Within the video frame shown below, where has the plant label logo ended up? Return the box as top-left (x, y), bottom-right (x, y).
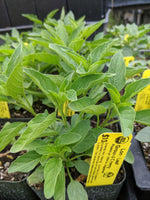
top-left (86, 133), bottom-right (132, 187)
top-left (0, 101), bottom-right (10, 118)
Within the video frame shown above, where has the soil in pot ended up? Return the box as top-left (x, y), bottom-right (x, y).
top-left (0, 146), bottom-right (39, 200)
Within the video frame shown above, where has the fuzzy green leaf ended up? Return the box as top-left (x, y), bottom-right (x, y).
top-left (121, 78), bottom-right (150, 102)
top-left (74, 160), bottom-right (90, 176)
top-left (44, 158), bottom-right (62, 199)
top-left (67, 181), bottom-right (88, 200)
top-left (8, 151), bottom-right (41, 173)
top-left (135, 109), bottom-right (150, 126)
top-left (135, 126), bottom-right (150, 142)
top-left (104, 82), bottom-right (120, 104)
top-left (27, 165), bottom-right (44, 185)
top-left (11, 112), bottom-right (56, 152)
top-left (108, 51), bottom-right (126, 91)
top-left (118, 106), bottom-right (136, 137)
top-left (54, 166), bottom-right (65, 200)
top-left (0, 122), bottom-right (26, 151)
top-left (125, 149), bottom-right (134, 164)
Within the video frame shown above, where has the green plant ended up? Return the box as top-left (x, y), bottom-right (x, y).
top-left (1, 51), bottom-right (150, 200)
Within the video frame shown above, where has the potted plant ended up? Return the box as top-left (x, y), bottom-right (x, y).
top-left (1, 50), bottom-right (150, 199)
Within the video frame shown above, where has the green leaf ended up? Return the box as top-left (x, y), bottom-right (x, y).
top-left (8, 151), bottom-right (41, 173)
top-left (24, 53), bottom-right (60, 65)
top-left (22, 14), bottom-right (42, 25)
top-left (88, 40), bottom-right (115, 64)
top-left (5, 44), bottom-right (22, 77)
top-left (5, 63), bottom-right (24, 97)
top-left (44, 158), bottom-right (62, 199)
top-left (11, 112), bottom-right (56, 153)
top-left (135, 126), bottom-right (150, 142)
top-left (125, 149), bottom-right (134, 164)
top-left (118, 106), bottom-right (136, 137)
top-left (72, 131), bottom-right (96, 153)
top-left (70, 73), bottom-right (114, 95)
top-left (126, 66), bottom-right (147, 78)
top-left (66, 89), bottom-right (77, 101)
top-left (108, 51), bottom-right (126, 91)
top-left (135, 109), bottom-right (150, 126)
top-left (35, 144), bottom-right (57, 155)
top-left (67, 181), bottom-right (88, 200)
top-left (68, 97), bottom-right (94, 111)
top-left (55, 132), bottom-right (81, 146)
top-left (121, 78), bottom-right (150, 102)
top-left (54, 166), bottom-right (65, 200)
top-left (81, 20), bottom-right (104, 40)
top-left (24, 68), bottom-right (58, 94)
top-left (27, 166), bottom-right (44, 185)
top-left (0, 122), bottom-right (26, 151)
top-left (104, 82), bottom-right (121, 104)
top-left (74, 160), bottom-right (89, 175)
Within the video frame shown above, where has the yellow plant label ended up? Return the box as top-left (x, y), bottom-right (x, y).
top-left (0, 101), bottom-right (10, 118)
top-left (57, 101), bottom-right (75, 117)
top-left (124, 34), bottom-right (129, 41)
top-left (86, 133), bottom-right (132, 187)
top-left (135, 69), bottom-right (150, 111)
top-left (123, 56), bottom-right (135, 67)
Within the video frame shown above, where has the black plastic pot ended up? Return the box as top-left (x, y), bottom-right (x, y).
top-left (29, 165), bottom-right (126, 200)
top-left (35, 0), bottom-right (67, 20)
top-left (0, 177), bottom-right (40, 200)
top-left (5, 0), bottom-right (36, 27)
top-left (67, 0), bottom-right (107, 21)
top-left (130, 132), bottom-right (150, 200)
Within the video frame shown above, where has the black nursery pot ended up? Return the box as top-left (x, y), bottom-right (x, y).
top-left (130, 133), bottom-right (150, 200)
top-left (0, 177), bottom-right (40, 200)
top-left (28, 166), bottom-right (126, 200)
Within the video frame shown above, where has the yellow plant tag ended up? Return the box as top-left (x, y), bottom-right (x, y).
top-left (0, 101), bottom-right (10, 118)
top-left (135, 69), bottom-right (150, 111)
top-left (57, 101), bottom-right (75, 117)
top-left (124, 34), bottom-right (129, 41)
top-left (86, 133), bottom-right (132, 187)
top-left (123, 56), bottom-right (135, 67)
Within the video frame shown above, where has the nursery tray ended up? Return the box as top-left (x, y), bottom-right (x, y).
top-left (130, 133), bottom-right (150, 200)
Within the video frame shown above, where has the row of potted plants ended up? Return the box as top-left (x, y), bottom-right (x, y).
top-left (0, 9), bottom-right (150, 200)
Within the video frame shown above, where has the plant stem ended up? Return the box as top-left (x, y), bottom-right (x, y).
top-left (104, 119), bottom-right (119, 127)
top-left (66, 166), bottom-right (73, 181)
top-left (97, 115), bottom-right (99, 127)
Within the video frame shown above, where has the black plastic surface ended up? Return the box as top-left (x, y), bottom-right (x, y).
top-left (131, 133), bottom-right (150, 200)
top-left (35, 0), bottom-right (67, 20)
top-left (108, 0), bottom-right (150, 7)
top-left (5, 0), bottom-right (36, 26)
top-left (0, 0), bottom-right (11, 28)
top-left (0, 178), bottom-right (40, 200)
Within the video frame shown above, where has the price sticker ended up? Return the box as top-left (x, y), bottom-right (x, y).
top-left (135, 69), bottom-right (150, 111)
top-left (57, 101), bottom-right (75, 117)
top-left (0, 101), bottom-right (10, 118)
top-left (86, 133), bottom-right (132, 187)
top-left (123, 56), bottom-right (135, 67)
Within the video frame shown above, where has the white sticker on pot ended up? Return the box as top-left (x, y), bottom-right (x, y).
top-left (86, 133), bottom-right (132, 187)
top-left (0, 101), bottom-right (10, 118)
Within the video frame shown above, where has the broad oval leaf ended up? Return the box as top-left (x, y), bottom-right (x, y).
top-left (27, 165), bottom-right (44, 185)
top-left (104, 82), bottom-right (120, 104)
top-left (135, 127), bottom-right (150, 142)
top-left (67, 180), bottom-right (88, 200)
top-left (55, 132), bottom-right (81, 146)
top-left (124, 149), bottom-right (134, 164)
top-left (74, 160), bottom-right (90, 176)
top-left (68, 97), bottom-right (94, 111)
